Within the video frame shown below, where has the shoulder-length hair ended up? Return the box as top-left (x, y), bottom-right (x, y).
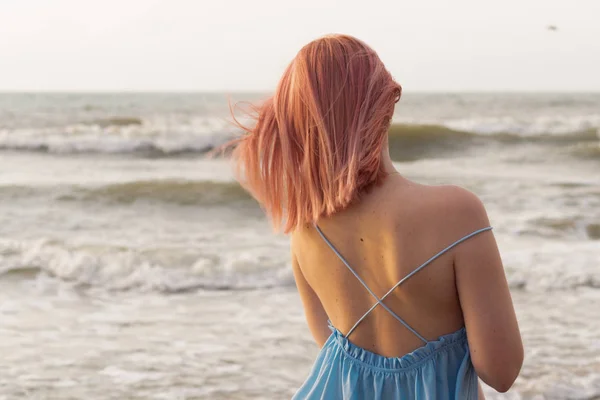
top-left (225, 34), bottom-right (401, 233)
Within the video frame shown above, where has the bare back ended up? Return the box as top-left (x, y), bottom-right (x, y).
top-left (293, 175), bottom-right (494, 356)
top-left (292, 173), bottom-right (523, 391)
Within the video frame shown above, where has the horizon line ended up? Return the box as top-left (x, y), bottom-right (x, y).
top-left (1, 89), bottom-right (600, 94)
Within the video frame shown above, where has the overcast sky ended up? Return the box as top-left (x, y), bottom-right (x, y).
top-left (0, 0), bottom-right (598, 92)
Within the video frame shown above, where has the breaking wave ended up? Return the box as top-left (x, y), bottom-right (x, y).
top-left (0, 119), bottom-right (597, 160)
top-left (1, 237), bottom-right (598, 293)
top-left (387, 124), bottom-right (598, 160)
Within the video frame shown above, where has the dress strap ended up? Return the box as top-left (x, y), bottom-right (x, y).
top-left (314, 224), bottom-right (493, 342)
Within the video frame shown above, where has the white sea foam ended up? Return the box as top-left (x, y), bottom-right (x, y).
top-left (440, 114), bottom-right (600, 136)
top-left (0, 237), bottom-right (294, 293)
top-left (1, 235), bottom-right (598, 293)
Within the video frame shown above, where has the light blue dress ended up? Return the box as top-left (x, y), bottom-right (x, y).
top-left (293, 225), bottom-right (492, 400)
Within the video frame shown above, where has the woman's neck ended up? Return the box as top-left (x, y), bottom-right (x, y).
top-left (381, 149), bottom-right (399, 176)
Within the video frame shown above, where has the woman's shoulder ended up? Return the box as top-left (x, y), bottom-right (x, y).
top-left (429, 184), bottom-right (485, 214)
top-left (403, 182), bottom-right (490, 234)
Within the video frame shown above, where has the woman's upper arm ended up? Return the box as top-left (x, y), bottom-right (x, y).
top-left (291, 244), bottom-right (331, 348)
top-left (453, 190), bottom-right (524, 393)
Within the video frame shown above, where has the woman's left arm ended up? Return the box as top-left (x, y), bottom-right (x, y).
top-left (291, 249), bottom-right (331, 347)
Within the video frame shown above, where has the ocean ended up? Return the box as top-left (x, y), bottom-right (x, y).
top-left (0, 92), bottom-right (599, 399)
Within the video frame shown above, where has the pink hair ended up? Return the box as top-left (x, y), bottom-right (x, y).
top-left (225, 34), bottom-right (401, 233)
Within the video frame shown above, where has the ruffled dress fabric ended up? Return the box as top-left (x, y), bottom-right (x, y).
top-left (293, 324), bottom-right (478, 399)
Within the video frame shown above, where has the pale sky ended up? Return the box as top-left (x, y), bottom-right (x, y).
top-left (1, 0), bottom-right (599, 92)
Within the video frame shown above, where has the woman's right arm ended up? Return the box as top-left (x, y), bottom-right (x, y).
top-left (453, 189), bottom-right (523, 393)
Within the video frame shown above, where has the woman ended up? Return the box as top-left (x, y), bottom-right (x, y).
top-left (226, 34), bottom-right (523, 399)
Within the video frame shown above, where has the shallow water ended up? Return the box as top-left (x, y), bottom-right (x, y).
top-left (1, 284), bottom-right (599, 399)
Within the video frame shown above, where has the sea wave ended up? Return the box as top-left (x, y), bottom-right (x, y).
top-left (91, 117), bottom-right (143, 127)
top-left (439, 113), bottom-right (600, 136)
top-left (389, 123), bottom-right (598, 143)
top-left (4, 180), bottom-right (600, 243)
top-left (0, 141), bottom-right (217, 156)
top-left (570, 142), bottom-right (600, 159)
top-left (1, 237), bottom-right (598, 293)
top-left (69, 180), bottom-right (252, 205)
top-left (0, 116), bottom-right (236, 156)
top-left (0, 238), bottom-right (293, 292)
top-left (0, 133), bottom-right (226, 156)
top-left (0, 179), bottom-right (254, 206)
top-left (0, 120), bottom-right (597, 160)
top-left (386, 124), bottom-right (598, 160)
top-left (523, 216), bottom-right (600, 241)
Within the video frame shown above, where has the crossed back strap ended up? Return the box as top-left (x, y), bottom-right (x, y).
top-left (314, 224), bottom-right (493, 342)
